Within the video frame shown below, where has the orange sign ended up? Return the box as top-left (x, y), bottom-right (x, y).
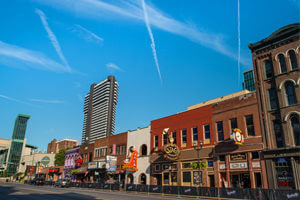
top-left (123, 147), bottom-right (138, 171)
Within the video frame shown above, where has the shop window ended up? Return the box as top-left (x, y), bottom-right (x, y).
top-left (252, 152), bottom-right (259, 159)
top-left (154, 135), bottom-right (158, 148)
top-left (290, 114), bottom-right (300, 146)
top-left (163, 172), bottom-right (169, 185)
top-left (284, 81), bottom-right (297, 106)
top-left (181, 129), bottom-right (187, 145)
top-left (278, 54), bottom-right (287, 73)
top-left (182, 163), bottom-right (191, 169)
top-left (172, 131), bottom-right (177, 144)
top-left (264, 59), bottom-right (273, 79)
top-left (273, 121), bottom-right (284, 148)
top-left (204, 124), bottom-right (210, 141)
top-left (275, 157), bottom-right (295, 189)
top-left (209, 175), bottom-right (215, 187)
top-left (230, 118), bottom-right (238, 131)
top-left (254, 173), bottom-right (262, 188)
top-left (182, 172), bottom-right (191, 183)
top-left (171, 164), bottom-right (177, 170)
top-left (192, 127), bottom-right (198, 142)
top-left (140, 173), bottom-right (147, 185)
top-left (219, 155), bottom-right (225, 162)
top-left (163, 133), bottom-right (168, 145)
top-left (288, 50), bottom-right (298, 69)
top-left (217, 121), bottom-right (224, 141)
top-left (207, 161), bottom-right (213, 167)
top-left (141, 144), bottom-right (147, 156)
top-left (268, 88), bottom-right (279, 110)
top-left (245, 115), bottom-right (255, 136)
top-left (193, 171), bottom-right (202, 185)
top-left (171, 172), bottom-right (177, 182)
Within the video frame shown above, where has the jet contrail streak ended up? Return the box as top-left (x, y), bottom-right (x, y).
top-left (238, 0), bottom-right (241, 88)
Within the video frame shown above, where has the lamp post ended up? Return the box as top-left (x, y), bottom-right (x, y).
top-left (193, 140), bottom-right (203, 186)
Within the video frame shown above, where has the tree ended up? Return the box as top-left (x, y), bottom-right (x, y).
top-left (54, 147), bottom-right (71, 166)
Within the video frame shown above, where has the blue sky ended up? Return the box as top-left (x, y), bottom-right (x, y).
top-left (0, 0), bottom-right (299, 151)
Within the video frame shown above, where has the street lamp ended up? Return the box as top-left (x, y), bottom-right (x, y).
top-left (193, 140), bottom-right (203, 186)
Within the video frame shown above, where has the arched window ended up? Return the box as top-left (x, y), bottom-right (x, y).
top-left (288, 50), bottom-right (298, 69)
top-left (290, 114), bottom-right (300, 146)
top-left (140, 144), bottom-right (147, 156)
top-left (127, 174), bottom-right (134, 184)
top-left (284, 81), bottom-right (297, 106)
top-left (140, 173), bottom-right (147, 185)
top-left (264, 59), bottom-right (273, 79)
top-left (278, 54), bottom-right (287, 73)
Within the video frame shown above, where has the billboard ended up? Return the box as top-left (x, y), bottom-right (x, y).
top-left (106, 156), bottom-right (117, 172)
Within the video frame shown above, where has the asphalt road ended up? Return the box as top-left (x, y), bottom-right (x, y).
top-left (0, 182), bottom-right (204, 200)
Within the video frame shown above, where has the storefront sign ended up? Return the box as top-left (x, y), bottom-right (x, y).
top-left (75, 156), bottom-right (83, 168)
top-left (49, 168), bottom-right (60, 173)
top-left (106, 155), bottom-right (117, 172)
top-left (41, 156), bottom-right (50, 166)
top-left (230, 162), bottom-right (247, 169)
top-left (123, 146), bottom-right (138, 171)
top-left (230, 153), bottom-right (246, 161)
top-left (163, 144), bottom-right (180, 160)
top-left (252, 162), bottom-right (261, 168)
top-left (29, 167), bottom-right (35, 174)
top-left (230, 128), bottom-right (244, 145)
top-left (88, 161), bottom-right (98, 169)
top-left (219, 164), bottom-right (226, 169)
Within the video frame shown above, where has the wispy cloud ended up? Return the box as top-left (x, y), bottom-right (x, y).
top-left (141, 0), bottom-right (162, 84)
top-left (0, 40), bottom-right (70, 72)
top-left (34, 0), bottom-right (251, 66)
top-left (29, 98), bottom-right (65, 104)
top-left (0, 94), bottom-right (38, 107)
top-left (106, 62), bottom-right (122, 72)
top-left (35, 8), bottom-right (71, 72)
top-left (73, 24), bottom-right (103, 44)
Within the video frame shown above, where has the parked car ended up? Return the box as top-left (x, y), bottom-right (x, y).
top-left (54, 179), bottom-right (69, 188)
top-left (29, 178), bottom-right (44, 185)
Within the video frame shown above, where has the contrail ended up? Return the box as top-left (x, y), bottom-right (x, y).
top-left (141, 0), bottom-right (162, 84)
top-left (238, 0), bottom-right (241, 88)
top-left (36, 9), bottom-right (71, 72)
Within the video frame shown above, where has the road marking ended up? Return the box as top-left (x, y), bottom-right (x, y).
top-left (18, 187), bottom-right (62, 194)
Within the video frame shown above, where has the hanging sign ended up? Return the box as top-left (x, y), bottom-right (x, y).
top-left (75, 156), bottom-right (83, 168)
top-left (230, 128), bottom-right (244, 145)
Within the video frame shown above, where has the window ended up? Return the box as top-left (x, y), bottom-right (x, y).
top-left (163, 172), bottom-right (169, 185)
top-left (154, 135), bottom-right (158, 148)
top-left (140, 173), bottom-right (147, 185)
top-left (251, 152), bottom-right (259, 159)
top-left (245, 115), bottom-right (255, 136)
top-left (155, 164), bottom-right (160, 171)
top-left (109, 147), bottom-right (113, 154)
top-left (278, 54), bottom-right (287, 73)
top-left (172, 131), bottom-right (177, 144)
top-left (182, 172), bottom-right (191, 183)
top-left (273, 121), bottom-right (284, 148)
top-left (182, 163), bottom-right (191, 168)
top-left (89, 152), bottom-right (92, 162)
top-left (120, 145), bottom-right (126, 155)
top-left (181, 129), bottom-right (187, 144)
top-left (217, 121), bottom-right (224, 141)
top-left (290, 114), bottom-right (300, 146)
top-left (219, 155), bottom-right (225, 161)
top-left (268, 88), bottom-right (278, 110)
top-left (288, 50), bottom-right (298, 69)
top-left (254, 173), bottom-right (262, 188)
top-left (192, 127), bottom-right (198, 142)
top-left (116, 146), bottom-right (120, 155)
top-left (264, 59), bottom-right (273, 79)
top-left (141, 144), bottom-right (147, 156)
top-left (204, 124), bottom-right (210, 140)
top-left (163, 133), bottom-right (168, 145)
top-left (230, 118), bottom-right (238, 131)
top-left (285, 82), bottom-right (297, 106)
top-left (171, 172), bottom-right (177, 182)
top-left (95, 147), bottom-right (107, 157)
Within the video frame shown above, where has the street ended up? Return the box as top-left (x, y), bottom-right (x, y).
top-left (0, 182), bottom-right (207, 200)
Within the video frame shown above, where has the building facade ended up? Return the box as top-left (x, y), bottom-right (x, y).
top-left (243, 69), bottom-right (255, 91)
top-left (150, 105), bottom-right (214, 187)
top-left (82, 75), bottom-right (119, 144)
top-left (63, 146), bottom-right (79, 181)
top-left (211, 91), bottom-right (268, 189)
top-left (126, 126), bottom-right (151, 185)
top-left (47, 139), bottom-right (78, 154)
top-left (7, 114), bottom-right (30, 177)
top-left (249, 23), bottom-right (300, 189)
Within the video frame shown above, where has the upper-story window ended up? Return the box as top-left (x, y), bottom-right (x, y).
top-left (284, 81), bottom-right (297, 106)
top-left (172, 131), bottom-right (177, 144)
top-left (120, 145), bottom-right (126, 155)
top-left (264, 59), bottom-right (273, 79)
top-left (192, 127), bottom-right (198, 142)
top-left (245, 115), bottom-right (255, 136)
top-left (217, 121), bottom-right (224, 141)
top-left (288, 50), bottom-right (298, 69)
top-left (181, 129), bottom-right (187, 145)
top-left (163, 133), bottom-right (168, 145)
top-left (154, 135), bottom-right (158, 148)
top-left (204, 124), bottom-right (211, 140)
top-left (230, 118), bottom-right (238, 131)
top-left (278, 54), bottom-right (287, 73)
top-left (95, 147), bottom-right (107, 157)
top-left (268, 88), bottom-right (278, 110)
top-left (273, 121), bottom-right (284, 148)
top-left (141, 144), bottom-right (147, 156)
top-left (290, 114), bottom-right (300, 146)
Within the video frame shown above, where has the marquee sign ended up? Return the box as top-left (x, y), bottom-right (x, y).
top-left (230, 128), bottom-right (244, 145)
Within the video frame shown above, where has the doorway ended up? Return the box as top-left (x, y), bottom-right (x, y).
top-left (231, 173), bottom-right (251, 188)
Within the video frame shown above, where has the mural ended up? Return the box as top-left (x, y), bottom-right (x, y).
top-left (123, 146), bottom-right (138, 171)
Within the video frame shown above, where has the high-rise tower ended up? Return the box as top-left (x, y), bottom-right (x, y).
top-left (7, 114), bottom-right (30, 176)
top-left (82, 75), bottom-right (119, 144)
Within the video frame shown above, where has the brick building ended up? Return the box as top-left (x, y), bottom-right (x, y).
top-left (249, 23), bottom-right (300, 189)
top-left (47, 139), bottom-right (78, 154)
